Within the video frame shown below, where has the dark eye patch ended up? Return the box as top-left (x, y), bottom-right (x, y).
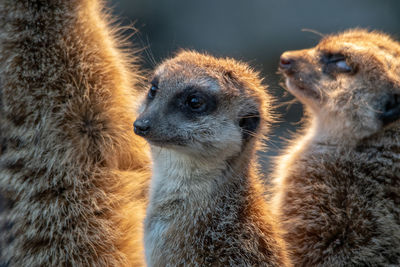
top-left (168, 86), bottom-right (217, 119)
top-left (321, 53), bottom-right (353, 74)
top-left (321, 53), bottom-right (346, 64)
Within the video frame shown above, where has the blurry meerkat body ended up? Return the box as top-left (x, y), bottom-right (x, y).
top-left (0, 0), bottom-right (149, 266)
top-left (134, 51), bottom-right (290, 266)
top-left (273, 29), bottom-right (400, 266)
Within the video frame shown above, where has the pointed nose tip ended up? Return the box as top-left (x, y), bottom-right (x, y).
top-left (279, 55), bottom-right (293, 70)
top-left (133, 119), bottom-right (150, 137)
top-left (279, 51), bottom-right (298, 75)
top-left (279, 57), bottom-right (292, 69)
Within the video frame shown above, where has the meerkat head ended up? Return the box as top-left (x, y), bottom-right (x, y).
top-left (134, 51), bottom-right (271, 161)
top-left (279, 29), bottom-right (400, 143)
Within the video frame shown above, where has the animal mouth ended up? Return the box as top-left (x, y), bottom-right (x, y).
top-left (285, 77), bottom-right (320, 99)
top-left (147, 137), bottom-right (187, 147)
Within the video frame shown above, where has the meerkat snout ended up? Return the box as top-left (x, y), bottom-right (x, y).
top-left (279, 52), bottom-right (295, 74)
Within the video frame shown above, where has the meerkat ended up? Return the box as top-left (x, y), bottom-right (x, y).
top-left (272, 29), bottom-right (400, 266)
top-left (0, 0), bottom-right (150, 266)
top-left (134, 50), bottom-right (290, 266)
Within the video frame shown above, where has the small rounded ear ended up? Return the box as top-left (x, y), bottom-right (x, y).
top-left (238, 110), bottom-right (260, 140)
top-left (380, 93), bottom-right (400, 126)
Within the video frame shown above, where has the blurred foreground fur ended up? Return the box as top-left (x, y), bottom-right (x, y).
top-left (0, 0), bottom-right (150, 266)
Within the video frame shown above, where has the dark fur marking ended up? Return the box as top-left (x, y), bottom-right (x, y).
top-left (30, 186), bottom-right (68, 203)
top-left (22, 237), bottom-right (51, 253)
top-left (0, 81), bottom-right (3, 109)
top-left (379, 93), bottom-right (400, 126)
top-left (0, 158), bottom-right (25, 172)
top-left (0, 192), bottom-right (14, 267)
top-left (321, 53), bottom-right (355, 75)
top-left (239, 111), bottom-right (260, 140)
top-left (6, 113), bottom-right (26, 127)
top-left (0, 138), bottom-right (7, 154)
top-left (13, 167), bottom-right (48, 185)
top-left (168, 87), bottom-right (218, 120)
top-left (7, 137), bottom-right (25, 150)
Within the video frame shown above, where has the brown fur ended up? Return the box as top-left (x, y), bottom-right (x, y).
top-left (272, 29), bottom-right (400, 266)
top-left (138, 51), bottom-right (290, 266)
top-left (0, 0), bottom-right (150, 266)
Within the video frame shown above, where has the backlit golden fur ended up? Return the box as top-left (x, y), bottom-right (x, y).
top-left (272, 29), bottom-right (400, 266)
top-left (0, 0), bottom-right (149, 266)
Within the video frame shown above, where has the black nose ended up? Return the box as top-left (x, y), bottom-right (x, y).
top-left (279, 57), bottom-right (292, 68)
top-left (279, 52), bottom-right (295, 74)
top-left (134, 119), bottom-right (150, 137)
top-left (279, 56), bottom-right (293, 70)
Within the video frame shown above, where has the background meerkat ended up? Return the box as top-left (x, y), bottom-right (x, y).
top-left (0, 0), bottom-right (150, 266)
top-left (272, 29), bottom-right (400, 266)
top-left (134, 50), bottom-right (290, 266)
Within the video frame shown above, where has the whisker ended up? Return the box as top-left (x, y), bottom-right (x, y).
top-left (242, 129), bottom-right (258, 138)
top-left (135, 31), bottom-right (158, 68)
top-left (301, 28), bottom-right (325, 38)
top-left (238, 115), bottom-right (261, 119)
top-left (146, 35), bottom-right (158, 68)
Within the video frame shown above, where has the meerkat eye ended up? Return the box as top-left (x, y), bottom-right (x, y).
top-left (335, 59), bottom-right (352, 72)
top-left (322, 53), bottom-right (352, 73)
top-left (186, 94), bottom-right (206, 111)
top-left (176, 89), bottom-right (216, 117)
top-left (148, 85), bottom-right (158, 99)
top-left (335, 60), bottom-right (352, 72)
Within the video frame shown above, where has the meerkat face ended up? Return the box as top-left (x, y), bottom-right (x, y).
top-left (279, 29), bottom-right (400, 140)
top-left (134, 52), bottom-right (266, 159)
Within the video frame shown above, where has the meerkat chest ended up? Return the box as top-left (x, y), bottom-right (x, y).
top-left (144, 167), bottom-right (219, 265)
top-left (144, 196), bottom-right (219, 266)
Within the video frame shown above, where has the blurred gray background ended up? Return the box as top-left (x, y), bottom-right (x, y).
top-left (110, 0), bottom-right (400, 171)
